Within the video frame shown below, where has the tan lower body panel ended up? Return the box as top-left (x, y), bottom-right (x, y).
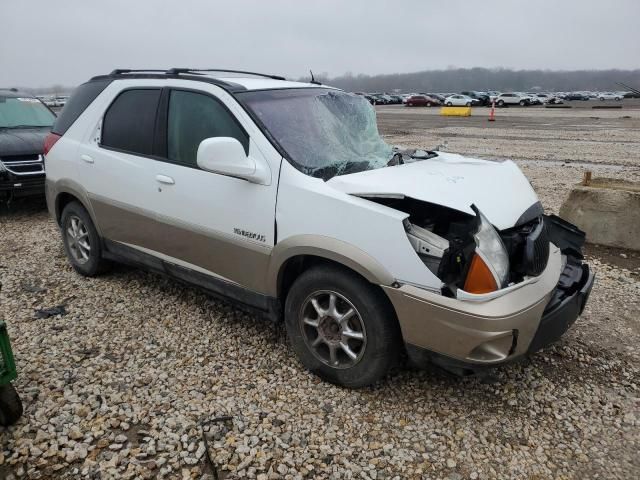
top-left (90, 196), bottom-right (272, 294)
top-left (383, 246), bottom-right (562, 364)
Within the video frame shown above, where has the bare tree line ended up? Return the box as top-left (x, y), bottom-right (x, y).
top-left (11, 68), bottom-right (640, 96)
top-left (309, 68), bottom-right (640, 92)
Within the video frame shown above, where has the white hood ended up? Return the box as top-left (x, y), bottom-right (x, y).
top-left (326, 152), bottom-right (539, 230)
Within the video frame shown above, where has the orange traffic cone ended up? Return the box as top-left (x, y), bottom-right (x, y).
top-left (488, 101), bottom-right (496, 122)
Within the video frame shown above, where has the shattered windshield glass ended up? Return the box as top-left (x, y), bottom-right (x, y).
top-left (238, 88), bottom-right (393, 179)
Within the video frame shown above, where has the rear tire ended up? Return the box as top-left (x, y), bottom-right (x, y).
top-left (284, 265), bottom-right (402, 388)
top-left (61, 201), bottom-right (109, 277)
top-left (0, 383), bottom-right (23, 426)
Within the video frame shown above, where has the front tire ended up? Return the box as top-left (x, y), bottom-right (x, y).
top-left (446, 102), bottom-right (452, 106)
top-left (61, 201), bottom-right (109, 277)
top-left (284, 265), bottom-right (401, 387)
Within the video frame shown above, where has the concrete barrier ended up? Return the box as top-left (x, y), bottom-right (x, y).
top-left (440, 106), bottom-right (471, 116)
top-left (559, 178), bottom-right (640, 250)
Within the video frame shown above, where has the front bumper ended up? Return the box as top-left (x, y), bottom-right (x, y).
top-left (0, 172), bottom-right (45, 199)
top-left (384, 244), bottom-right (594, 375)
top-left (527, 262), bottom-right (594, 354)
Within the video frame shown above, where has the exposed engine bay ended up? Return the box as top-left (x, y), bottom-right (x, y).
top-left (363, 196), bottom-right (554, 297)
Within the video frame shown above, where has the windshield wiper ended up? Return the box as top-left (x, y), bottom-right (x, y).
top-left (311, 160), bottom-right (372, 181)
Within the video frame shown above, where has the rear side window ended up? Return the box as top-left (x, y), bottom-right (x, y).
top-left (52, 79), bottom-right (112, 135)
top-left (101, 89), bottom-right (161, 156)
top-left (167, 90), bottom-right (248, 167)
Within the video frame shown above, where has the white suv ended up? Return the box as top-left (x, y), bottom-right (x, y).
top-left (44, 69), bottom-right (594, 386)
top-left (495, 93), bottom-right (530, 106)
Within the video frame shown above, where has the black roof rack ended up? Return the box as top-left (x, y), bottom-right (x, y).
top-left (0, 87), bottom-right (19, 92)
top-left (109, 68), bottom-right (286, 81)
top-left (93, 68), bottom-right (290, 94)
top-left (109, 69), bottom-right (169, 75)
top-left (165, 68), bottom-right (286, 81)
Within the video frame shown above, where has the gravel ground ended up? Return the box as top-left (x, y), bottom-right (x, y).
top-left (1, 111), bottom-right (639, 479)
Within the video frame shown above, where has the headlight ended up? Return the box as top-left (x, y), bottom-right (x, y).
top-left (463, 205), bottom-right (510, 293)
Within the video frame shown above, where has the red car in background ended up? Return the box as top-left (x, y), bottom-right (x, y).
top-left (405, 94), bottom-right (441, 107)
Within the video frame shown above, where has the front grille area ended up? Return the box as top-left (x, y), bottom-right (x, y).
top-left (500, 216), bottom-right (550, 280)
top-left (0, 154), bottom-right (45, 176)
top-left (524, 219), bottom-right (550, 276)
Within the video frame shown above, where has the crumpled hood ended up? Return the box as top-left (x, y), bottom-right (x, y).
top-left (326, 152), bottom-right (539, 230)
top-left (0, 128), bottom-right (49, 158)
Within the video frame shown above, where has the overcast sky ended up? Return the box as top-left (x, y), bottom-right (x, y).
top-left (2, 0), bottom-right (639, 87)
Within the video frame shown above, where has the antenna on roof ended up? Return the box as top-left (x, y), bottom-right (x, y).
top-left (309, 70), bottom-right (321, 85)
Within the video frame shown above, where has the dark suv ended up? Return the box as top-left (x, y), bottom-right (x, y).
top-left (460, 91), bottom-right (490, 106)
top-left (0, 89), bottom-right (56, 202)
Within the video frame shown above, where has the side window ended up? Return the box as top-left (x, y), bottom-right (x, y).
top-left (167, 90), bottom-right (249, 167)
top-left (101, 89), bottom-right (161, 156)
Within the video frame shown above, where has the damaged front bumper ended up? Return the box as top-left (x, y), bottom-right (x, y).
top-left (384, 239), bottom-right (594, 376)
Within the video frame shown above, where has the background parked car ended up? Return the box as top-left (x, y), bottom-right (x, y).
top-left (460, 91), bottom-right (490, 106)
top-left (444, 94), bottom-right (474, 106)
top-left (385, 94), bottom-right (403, 105)
top-left (524, 93), bottom-right (542, 105)
top-left (405, 95), bottom-right (441, 107)
top-left (0, 89), bottom-right (56, 202)
top-left (427, 93), bottom-right (446, 103)
top-left (598, 92), bottom-right (622, 101)
top-left (564, 92), bottom-right (590, 101)
top-left (494, 93), bottom-right (530, 106)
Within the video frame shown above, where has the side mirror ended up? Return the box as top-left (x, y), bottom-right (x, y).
top-left (196, 137), bottom-right (268, 183)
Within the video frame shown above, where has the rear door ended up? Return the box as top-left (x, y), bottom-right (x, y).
top-left (78, 87), bottom-right (163, 250)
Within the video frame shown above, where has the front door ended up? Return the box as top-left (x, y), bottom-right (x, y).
top-left (79, 83), bottom-right (279, 295)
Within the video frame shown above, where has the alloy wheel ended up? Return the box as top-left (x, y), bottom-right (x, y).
top-left (66, 215), bottom-right (91, 264)
top-left (299, 290), bottom-right (367, 369)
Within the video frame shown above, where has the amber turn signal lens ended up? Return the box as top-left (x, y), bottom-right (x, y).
top-left (464, 253), bottom-right (498, 294)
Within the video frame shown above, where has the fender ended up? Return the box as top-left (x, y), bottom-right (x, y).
top-left (267, 234), bottom-right (395, 297)
top-left (46, 178), bottom-right (102, 236)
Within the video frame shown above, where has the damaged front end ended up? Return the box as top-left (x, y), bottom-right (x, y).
top-left (370, 195), bottom-right (594, 374)
top-left (368, 196), bottom-right (554, 300)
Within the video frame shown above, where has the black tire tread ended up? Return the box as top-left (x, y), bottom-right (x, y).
top-left (284, 264), bottom-right (402, 388)
top-left (60, 201), bottom-right (109, 277)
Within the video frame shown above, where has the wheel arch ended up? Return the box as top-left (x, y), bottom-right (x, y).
top-left (268, 235), bottom-right (396, 300)
top-left (48, 180), bottom-right (101, 235)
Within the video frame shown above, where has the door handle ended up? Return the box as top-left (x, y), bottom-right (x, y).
top-left (155, 174), bottom-right (175, 185)
top-left (80, 154), bottom-right (94, 164)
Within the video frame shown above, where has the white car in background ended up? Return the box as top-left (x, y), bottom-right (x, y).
top-left (494, 93), bottom-right (530, 106)
top-left (598, 92), bottom-right (622, 101)
top-left (444, 94), bottom-right (473, 106)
